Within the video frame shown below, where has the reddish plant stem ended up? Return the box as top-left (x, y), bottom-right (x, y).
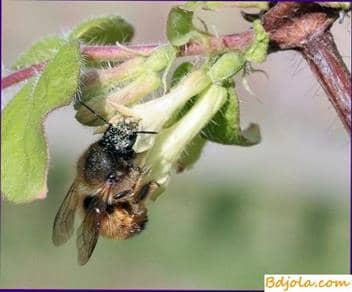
top-left (83, 31), bottom-right (254, 61)
top-left (1, 31), bottom-right (254, 90)
top-left (179, 31), bottom-right (254, 56)
top-left (2, 4), bottom-right (350, 134)
top-left (82, 43), bottom-right (157, 62)
top-left (1, 63), bottom-right (46, 90)
top-left (302, 32), bottom-right (351, 132)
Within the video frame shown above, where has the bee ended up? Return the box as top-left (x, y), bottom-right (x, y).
top-left (52, 101), bottom-right (156, 265)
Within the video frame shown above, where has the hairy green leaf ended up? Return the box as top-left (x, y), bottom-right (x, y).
top-left (2, 42), bottom-right (81, 203)
top-left (11, 36), bottom-right (66, 70)
top-left (70, 15), bottom-right (134, 45)
top-left (167, 7), bottom-right (194, 46)
top-left (202, 86), bottom-right (261, 146)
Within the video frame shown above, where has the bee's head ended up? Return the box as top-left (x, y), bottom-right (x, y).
top-left (100, 121), bottom-right (139, 154)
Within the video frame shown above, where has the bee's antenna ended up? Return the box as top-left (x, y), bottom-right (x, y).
top-left (134, 131), bottom-right (158, 135)
top-left (75, 94), bottom-right (110, 125)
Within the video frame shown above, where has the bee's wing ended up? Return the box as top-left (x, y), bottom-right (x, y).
top-left (52, 183), bottom-right (79, 246)
top-left (76, 207), bottom-right (102, 266)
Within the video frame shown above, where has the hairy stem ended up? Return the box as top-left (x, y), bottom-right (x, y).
top-left (1, 63), bottom-right (46, 90)
top-left (302, 32), bottom-right (351, 132)
top-left (1, 31), bottom-right (254, 90)
top-left (2, 3), bottom-right (350, 135)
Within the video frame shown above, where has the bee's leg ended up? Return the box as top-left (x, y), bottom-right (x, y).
top-left (131, 203), bottom-right (147, 217)
top-left (134, 181), bottom-right (160, 203)
top-left (113, 190), bottom-right (132, 201)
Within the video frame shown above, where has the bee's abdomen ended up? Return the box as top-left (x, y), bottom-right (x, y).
top-left (99, 208), bottom-right (148, 240)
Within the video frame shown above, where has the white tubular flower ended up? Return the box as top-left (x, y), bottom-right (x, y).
top-left (132, 69), bottom-right (212, 151)
top-left (141, 84), bottom-right (227, 187)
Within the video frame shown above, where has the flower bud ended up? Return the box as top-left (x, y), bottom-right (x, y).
top-left (107, 71), bottom-right (161, 106)
top-left (76, 71), bottom-right (161, 126)
top-left (133, 69), bottom-right (212, 132)
top-left (207, 52), bottom-right (245, 82)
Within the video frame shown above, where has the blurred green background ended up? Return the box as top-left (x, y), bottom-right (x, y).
top-left (1, 1), bottom-right (350, 289)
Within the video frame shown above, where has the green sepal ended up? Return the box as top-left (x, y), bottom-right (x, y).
top-left (244, 20), bottom-right (269, 64)
top-left (202, 86), bottom-right (261, 146)
top-left (167, 6), bottom-right (210, 47)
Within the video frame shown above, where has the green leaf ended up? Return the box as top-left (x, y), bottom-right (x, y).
top-left (167, 7), bottom-right (194, 46)
top-left (2, 42), bottom-right (81, 203)
top-left (70, 15), bottom-right (134, 45)
top-left (176, 135), bottom-right (207, 172)
top-left (202, 86), bottom-right (261, 146)
top-left (11, 36), bottom-right (66, 69)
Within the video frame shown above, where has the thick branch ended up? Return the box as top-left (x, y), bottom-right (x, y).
top-left (1, 31), bottom-right (254, 90)
top-left (303, 32), bottom-right (351, 131)
top-left (262, 2), bottom-right (351, 134)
